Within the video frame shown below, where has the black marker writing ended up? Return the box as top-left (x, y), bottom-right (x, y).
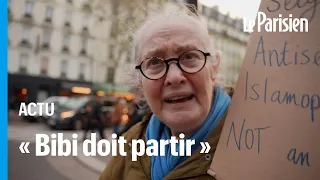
top-left (226, 119), bottom-right (271, 153)
top-left (253, 36), bottom-right (320, 67)
top-left (245, 71), bottom-right (320, 122)
top-left (266, 0), bottom-right (319, 22)
top-left (287, 148), bottom-right (311, 167)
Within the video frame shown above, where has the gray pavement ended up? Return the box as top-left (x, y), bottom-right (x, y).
top-left (93, 154), bottom-right (110, 165)
top-left (9, 140), bottom-right (71, 180)
top-left (8, 110), bottom-right (23, 125)
top-left (8, 116), bottom-right (110, 180)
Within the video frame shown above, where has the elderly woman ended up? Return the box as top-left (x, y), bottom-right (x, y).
top-left (99, 3), bottom-right (231, 180)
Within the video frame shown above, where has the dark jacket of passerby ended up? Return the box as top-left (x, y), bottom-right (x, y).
top-left (92, 103), bottom-right (104, 124)
top-left (82, 100), bottom-right (105, 141)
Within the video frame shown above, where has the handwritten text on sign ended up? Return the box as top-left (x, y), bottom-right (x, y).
top-left (227, 37), bottom-right (319, 168)
top-left (211, 1), bottom-right (320, 179)
top-left (266, 0), bottom-right (319, 22)
top-left (226, 35), bottom-right (319, 168)
top-left (247, 36), bottom-right (320, 122)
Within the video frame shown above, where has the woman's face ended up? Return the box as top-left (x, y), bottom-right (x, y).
top-left (138, 19), bottom-right (217, 136)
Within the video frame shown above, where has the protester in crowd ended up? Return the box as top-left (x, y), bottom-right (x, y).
top-left (100, 3), bottom-right (231, 180)
top-left (118, 89), bottom-right (150, 136)
top-left (82, 96), bottom-right (105, 141)
top-left (110, 97), bottom-right (126, 136)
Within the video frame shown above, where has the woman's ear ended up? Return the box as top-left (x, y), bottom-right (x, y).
top-left (210, 52), bottom-right (221, 82)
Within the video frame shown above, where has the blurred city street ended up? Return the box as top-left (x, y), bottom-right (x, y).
top-left (7, 0), bottom-right (254, 179)
top-left (8, 113), bottom-right (112, 180)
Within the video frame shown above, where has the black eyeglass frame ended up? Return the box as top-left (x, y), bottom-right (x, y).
top-left (135, 50), bottom-right (211, 80)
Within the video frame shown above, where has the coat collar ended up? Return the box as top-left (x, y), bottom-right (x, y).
top-left (130, 111), bottom-right (227, 179)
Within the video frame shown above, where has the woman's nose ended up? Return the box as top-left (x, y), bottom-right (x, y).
top-left (164, 63), bottom-right (187, 86)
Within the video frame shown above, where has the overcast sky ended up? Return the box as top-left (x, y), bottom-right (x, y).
top-left (199, 0), bottom-right (261, 22)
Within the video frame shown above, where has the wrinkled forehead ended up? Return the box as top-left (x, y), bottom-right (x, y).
top-left (137, 17), bottom-right (208, 60)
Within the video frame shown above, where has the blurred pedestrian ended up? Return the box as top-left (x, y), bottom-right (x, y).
top-left (118, 92), bottom-right (149, 136)
top-left (82, 96), bottom-right (105, 141)
top-left (110, 97), bottom-right (125, 136)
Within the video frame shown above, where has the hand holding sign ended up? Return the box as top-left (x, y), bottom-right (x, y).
top-left (209, 0), bottom-right (319, 180)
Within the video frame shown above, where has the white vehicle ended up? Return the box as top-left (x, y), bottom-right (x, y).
top-left (29, 96), bottom-right (69, 121)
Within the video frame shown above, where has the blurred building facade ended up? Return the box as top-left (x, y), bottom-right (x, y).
top-left (92, 0), bottom-right (168, 86)
top-left (114, 0), bottom-right (249, 87)
top-left (175, 0), bottom-right (250, 86)
top-left (201, 5), bottom-right (250, 86)
top-left (8, 0), bottom-right (109, 102)
top-left (7, 0), bottom-right (249, 104)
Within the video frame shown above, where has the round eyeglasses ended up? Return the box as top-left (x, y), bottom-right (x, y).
top-left (135, 50), bottom-right (211, 80)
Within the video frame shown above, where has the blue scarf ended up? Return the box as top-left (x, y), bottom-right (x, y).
top-left (146, 87), bottom-right (231, 180)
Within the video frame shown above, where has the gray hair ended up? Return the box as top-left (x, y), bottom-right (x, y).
top-left (123, 2), bottom-right (224, 91)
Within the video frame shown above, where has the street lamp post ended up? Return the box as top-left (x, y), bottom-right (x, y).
top-left (91, 56), bottom-right (94, 83)
top-left (90, 55), bottom-right (95, 95)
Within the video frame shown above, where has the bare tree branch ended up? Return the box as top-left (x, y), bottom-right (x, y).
top-left (93, 0), bottom-right (168, 83)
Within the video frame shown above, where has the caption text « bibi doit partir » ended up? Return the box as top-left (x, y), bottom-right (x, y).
top-left (19, 133), bottom-right (211, 161)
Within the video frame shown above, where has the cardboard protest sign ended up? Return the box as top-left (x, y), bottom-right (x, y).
top-left (209, 0), bottom-right (320, 180)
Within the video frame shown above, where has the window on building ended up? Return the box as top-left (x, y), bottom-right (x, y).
top-left (40, 56), bottom-right (49, 75)
top-left (107, 67), bottom-right (115, 83)
top-left (203, 6), bottom-right (211, 17)
top-left (65, 10), bottom-right (72, 25)
top-left (79, 63), bottom-right (85, 80)
top-left (45, 7), bottom-right (53, 21)
top-left (99, 63), bottom-right (105, 82)
top-left (237, 21), bottom-right (242, 29)
top-left (62, 34), bottom-right (70, 48)
top-left (24, 1), bottom-right (34, 16)
top-left (19, 52), bottom-right (28, 73)
top-left (21, 26), bottom-right (31, 42)
top-left (83, 14), bottom-right (89, 29)
top-left (218, 13), bottom-right (224, 22)
top-left (80, 38), bottom-right (87, 54)
top-left (60, 60), bottom-right (68, 78)
top-left (42, 30), bottom-right (51, 45)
